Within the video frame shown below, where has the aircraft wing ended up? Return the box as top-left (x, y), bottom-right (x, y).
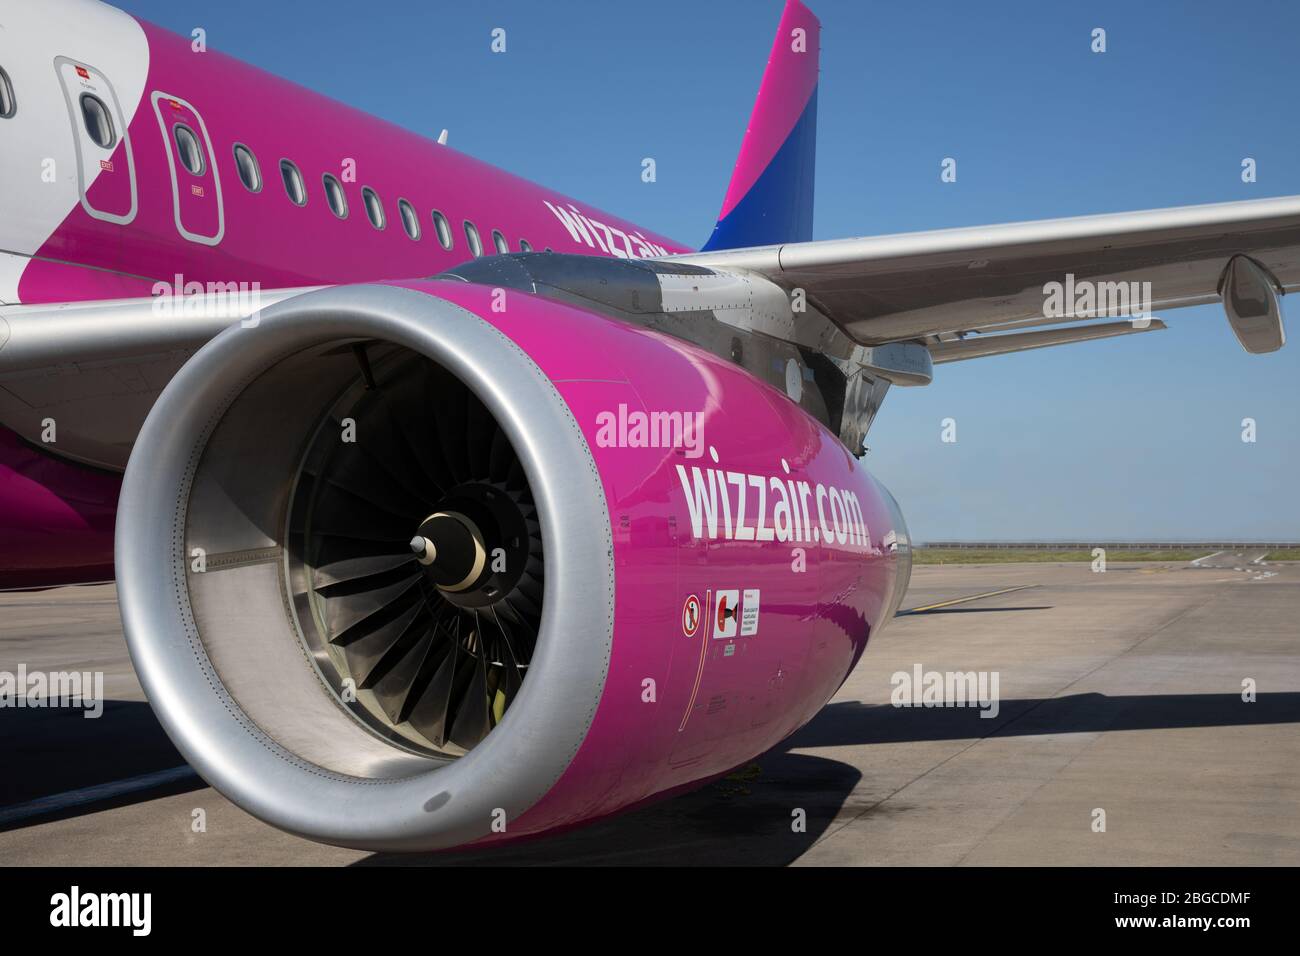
top-left (0, 288), bottom-right (317, 469)
top-left (669, 195), bottom-right (1299, 356)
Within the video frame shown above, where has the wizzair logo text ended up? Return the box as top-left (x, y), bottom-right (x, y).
top-left (544, 201), bottom-right (669, 258)
top-left (675, 453), bottom-right (870, 552)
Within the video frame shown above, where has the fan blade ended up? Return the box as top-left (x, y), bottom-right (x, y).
top-left (488, 608), bottom-right (526, 724)
top-left (505, 456), bottom-right (526, 492)
top-left (326, 573), bottom-right (422, 638)
top-left (488, 427), bottom-right (513, 484)
top-left (371, 625), bottom-right (434, 723)
top-left (465, 395), bottom-right (495, 478)
top-left (412, 365), bottom-right (462, 492)
top-left (449, 627), bottom-right (492, 749)
top-left (340, 600), bottom-right (424, 687)
top-left (305, 447), bottom-right (433, 520)
top-left (385, 368), bottom-right (453, 494)
top-left (304, 490), bottom-right (421, 542)
top-left (302, 532), bottom-right (404, 574)
top-left (504, 588), bottom-right (542, 622)
top-left (358, 404), bottom-right (446, 509)
top-left (429, 368), bottom-right (470, 485)
top-left (325, 410), bottom-right (440, 507)
top-left (407, 635), bottom-right (460, 746)
top-left (314, 552), bottom-right (417, 589)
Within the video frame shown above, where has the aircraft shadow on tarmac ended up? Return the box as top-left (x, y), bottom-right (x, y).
top-left (0, 700), bottom-right (200, 833)
top-left (4, 692), bottom-right (1299, 864)
top-left (355, 747), bottom-right (862, 867)
top-left (787, 691), bottom-right (1300, 747)
top-left (357, 690), bottom-right (1300, 866)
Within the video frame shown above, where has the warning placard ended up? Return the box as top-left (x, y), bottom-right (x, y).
top-left (740, 589), bottom-right (760, 636)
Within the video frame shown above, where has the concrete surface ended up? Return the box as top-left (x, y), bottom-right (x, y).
top-left (1, 559), bottom-right (1298, 866)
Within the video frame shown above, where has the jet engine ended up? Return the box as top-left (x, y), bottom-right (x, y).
top-left (115, 278), bottom-right (910, 851)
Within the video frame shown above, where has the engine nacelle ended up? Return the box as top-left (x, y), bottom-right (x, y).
top-left (116, 280), bottom-right (910, 851)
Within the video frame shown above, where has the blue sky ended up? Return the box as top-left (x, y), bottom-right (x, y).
top-left (116, 0), bottom-right (1299, 541)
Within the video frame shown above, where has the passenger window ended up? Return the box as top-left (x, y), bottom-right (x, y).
top-left (233, 144), bottom-right (261, 192)
top-left (431, 210), bottom-right (453, 250)
top-left (0, 66), bottom-right (15, 119)
top-left (323, 174), bottom-right (348, 219)
top-left (519, 239), bottom-right (532, 253)
top-left (79, 93), bottom-right (115, 149)
top-left (491, 230), bottom-right (509, 255)
top-left (464, 221), bottom-right (482, 258)
top-left (398, 199), bottom-right (420, 240)
top-left (173, 124), bottom-right (204, 176)
top-left (280, 160), bottom-right (306, 206)
top-left (362, 187), bottom-right (385, 230)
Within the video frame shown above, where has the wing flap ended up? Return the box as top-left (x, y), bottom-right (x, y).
top-left (929, 319), bottom-right (1166, 364)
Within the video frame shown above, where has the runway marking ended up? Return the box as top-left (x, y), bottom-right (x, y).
top-left (897, 584), bottom-right (1038, 616)
top-left (0, 765), bottom-right (198, 828)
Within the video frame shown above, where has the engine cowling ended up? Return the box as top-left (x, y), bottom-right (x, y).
top-left (116, 279), bottom-right (910, 851)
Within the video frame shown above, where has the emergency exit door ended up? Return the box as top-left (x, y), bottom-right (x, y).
top-left (151, 91), bottom-right (224, 245)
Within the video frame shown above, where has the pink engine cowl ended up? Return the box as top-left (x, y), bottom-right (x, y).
top-left (458, 283), bottom-right (911, 837)
top-left (113, 279), bottom-right (909, 852)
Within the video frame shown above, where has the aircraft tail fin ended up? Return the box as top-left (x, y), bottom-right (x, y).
top-left (701, 0), bottom-right (820, 252)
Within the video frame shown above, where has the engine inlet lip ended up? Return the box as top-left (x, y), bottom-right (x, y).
top-left (115, 283), bottom-right (615, 851)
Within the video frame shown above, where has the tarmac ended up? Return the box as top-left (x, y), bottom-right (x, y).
top-left (1, 556), bottom-right (1297, 865)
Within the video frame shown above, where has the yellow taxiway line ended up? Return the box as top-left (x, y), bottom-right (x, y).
top-left (898, 584), bottom-right (1038, 616)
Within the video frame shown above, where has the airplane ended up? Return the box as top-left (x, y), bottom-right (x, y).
top-left (0, 0), bottom-right (1293, 853)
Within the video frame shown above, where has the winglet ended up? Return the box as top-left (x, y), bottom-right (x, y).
top-left (701, 0), bottom-right (820, 252)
